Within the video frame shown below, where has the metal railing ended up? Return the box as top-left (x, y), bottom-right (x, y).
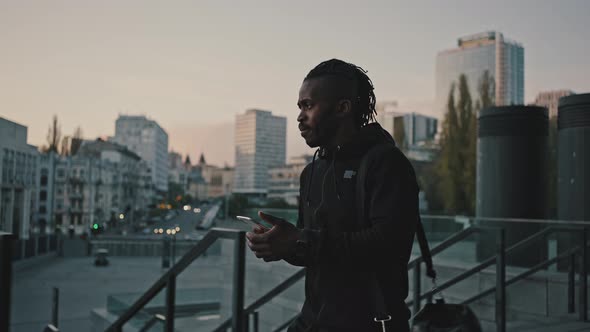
top-left (211, 268), bottom-right (306, 331)
top-left (105, 227), bottom-right (247, 332)
top-left (103, 217), bottom-right (588, 332)
top-left (1, 231), bottom-right (15, 332)
top-left (408, 224), bottom-right (588, 332)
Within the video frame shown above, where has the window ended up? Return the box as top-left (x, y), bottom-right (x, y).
top-left (39, 206), bottom-right (47, 214)
top-left (40, 190), bottom-right (47, 201)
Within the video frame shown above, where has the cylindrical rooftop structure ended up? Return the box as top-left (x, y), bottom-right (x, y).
top-left (476, 105), bottom-right (548, 267)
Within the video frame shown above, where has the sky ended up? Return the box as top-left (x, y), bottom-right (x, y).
top-left (1, 0), bottom-right (589, 166)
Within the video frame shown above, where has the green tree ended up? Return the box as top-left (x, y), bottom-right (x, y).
top-left (44, 115), bottom-right (61, 153)
top-left (435, 83), bottom-right (460, 213)
top-left (467, 70), bottom-right (495, 213)
top-left (393, 116), bottom-right (407, 151)
top-left (434, 72), bottom-right (487, 215)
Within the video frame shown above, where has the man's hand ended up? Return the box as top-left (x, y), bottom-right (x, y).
top-left (246, 211), bottom-right (302, 262)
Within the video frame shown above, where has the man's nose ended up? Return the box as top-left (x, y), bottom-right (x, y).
top-left (297, 109), bottom-right (305, 123)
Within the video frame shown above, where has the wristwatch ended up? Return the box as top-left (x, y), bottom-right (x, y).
top-left (294, 232), bottom-right (308, 260)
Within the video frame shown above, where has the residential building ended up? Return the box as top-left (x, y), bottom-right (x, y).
top-left (168, 151), bottom-right (189, 190)
top-left (436, 31), bottom-right (524, 117)
top-left (532, 90), bottom-right (576, 118)
top-left (268, 155), bottom-right (312, 206)
top-left (37, 151), bottom-right (58, 234)
top-left (50, 139), bottom-right (151, 234)
top-left (0, 117), bottom-right (39, 239)
top-left (112, 115), bottom-right (169, 193)
top-left (197, 154), bottom-right (234, 198)
top-left (234, 109), bottom-right (286, 194)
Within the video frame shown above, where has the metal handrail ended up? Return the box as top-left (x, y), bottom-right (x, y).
top-left (212, 268), bottom-right (306, 331)
top-left (409, 224), bottom-right (588, 332)
top-left (0, 231), bottom-right (15, 332)
top-left (421, 214), bottom-right (590, 226)
top-left (271, 314), bottom-right (298, 332)
top-left (408, 226), bottom-right (577, 305)
top-left (105, 227), bottom-right (246, 332)
top-left (461, 246), bottom-right (581, 305)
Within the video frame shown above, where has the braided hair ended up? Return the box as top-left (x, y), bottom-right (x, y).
top-left (304, 59), bottom-right (377, 128)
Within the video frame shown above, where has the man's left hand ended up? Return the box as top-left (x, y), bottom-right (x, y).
top-left (246, 211), bottom-right (302, 262)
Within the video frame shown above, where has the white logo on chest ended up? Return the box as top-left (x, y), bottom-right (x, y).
top-left (343, 170), bottom-right (356, 179)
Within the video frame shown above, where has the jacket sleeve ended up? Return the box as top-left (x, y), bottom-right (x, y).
top-left (283, 166), bottom-right (309, 267)
top-left (303, 149), bottom-right (418, 267)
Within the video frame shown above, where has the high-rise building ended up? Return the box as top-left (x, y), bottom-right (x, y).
top-left (112, 115), bottom-right (169, 192)
top-left (0, 117), bottom-right (39, 239)
top-left (532, 90), bottom-right (575, 118)
top-left (436, 31), bottom-right (524, 117)
top-left (234, 109), bottom-right (286, 194)
top-left (376, 102), bottom-right (438, 147)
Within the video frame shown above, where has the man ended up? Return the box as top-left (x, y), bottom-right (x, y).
top-left (246, 59), bottom-right (419, 332)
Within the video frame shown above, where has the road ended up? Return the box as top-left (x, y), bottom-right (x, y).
top-left (141, 203), bottom-right (221, 240)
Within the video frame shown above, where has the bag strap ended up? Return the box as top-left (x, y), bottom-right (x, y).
top-left (356, 143), bottom-right (437, 321)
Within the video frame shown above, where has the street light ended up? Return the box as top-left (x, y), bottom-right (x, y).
top-left (119, 213), bottom-right (125, 220)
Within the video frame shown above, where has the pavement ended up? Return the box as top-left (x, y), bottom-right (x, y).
top-left (10, 254), bottom-right (233, 332)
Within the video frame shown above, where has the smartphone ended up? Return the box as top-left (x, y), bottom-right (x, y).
top-left (236, 215), bottom-right (269, 229)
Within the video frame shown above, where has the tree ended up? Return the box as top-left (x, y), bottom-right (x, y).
top-left (45, 115), bottom-right (61, 153)
top-left (466, 70), bottom-right (495, 213)
top-left (433, 71), bottom-right (495, 215)
top-left (435, 83), bottom-right (460, 213)
top-left (60, 136), bottom-right (71, 156)
top-left (70, 126), bottom-right (83, 155)
top-left (393, 116), bottom-right (407, 151)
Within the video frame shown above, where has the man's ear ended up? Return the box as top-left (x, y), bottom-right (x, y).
top-left (336, 99), bottom-right (353, 116)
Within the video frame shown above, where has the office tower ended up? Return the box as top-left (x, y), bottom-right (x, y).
top-left (0, 117), bottom-right (39, 239)
top-left (436, 31), bottom-right (524, 117)
top-left (112, 115), bottom-right (169, 192)
top-left (234, 109), bottom-right (286, 194)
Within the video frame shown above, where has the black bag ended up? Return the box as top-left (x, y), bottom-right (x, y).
top-left (412, 299), bottom-right (482, 332)
top-left (356, 143), bottom-right (481, 332)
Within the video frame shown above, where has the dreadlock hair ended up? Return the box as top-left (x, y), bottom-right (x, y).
top-left (304, 59), bottom-right (377, 128)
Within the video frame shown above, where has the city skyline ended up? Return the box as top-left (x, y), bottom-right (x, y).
top-left (1, 1), bottom-right (590, 166)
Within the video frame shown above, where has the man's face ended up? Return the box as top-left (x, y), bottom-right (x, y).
top-left (297, 78), bottom-right (339, 148)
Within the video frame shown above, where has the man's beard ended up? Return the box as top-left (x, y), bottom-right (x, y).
top-left (314, 107), bottom-right (340, 147)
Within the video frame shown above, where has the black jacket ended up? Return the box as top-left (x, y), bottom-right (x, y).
top-left (287, 122), bottom-right (419, 330)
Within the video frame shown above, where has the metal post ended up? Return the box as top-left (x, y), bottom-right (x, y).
top-left (172, 235), bottom-right (176, 265)
top-left (224, 184), bottom-right (230, 219)
top-left (35, 235), bottom-right (39, 257)
top-left (0, 233), bottom-right (14, 332)
top-left (568, 253), bottom-right (576, 313)
top-left (252, 311), bottom-right (259, 332)
top-left (413, 263), bottom-right (421, 315)
top-left (162, 237), bottom-right (170, 268)
top-left (165, 275), bottom-right (176, 332)
top-left (52, 287), bottom-right (59, 328)
top-left (495, 228), bottom-right (506, 332)
top-left (580, 228), bottom-right (587, 322)
top-left (232, 232), bottom-right (246, 332)
top-left (244, 312), bottom-right (249, 332)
